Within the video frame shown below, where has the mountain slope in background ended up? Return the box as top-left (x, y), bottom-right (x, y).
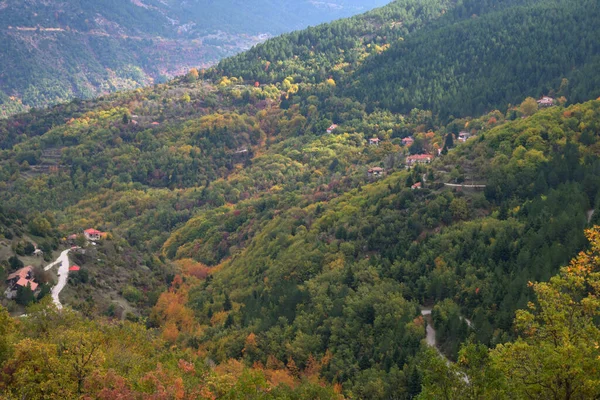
top-left (350, 0), bottom-right (600, 117)
top-left (213, 0), bottom-right (600, 119)
top-left (0, 0), bottom-right (390, 117)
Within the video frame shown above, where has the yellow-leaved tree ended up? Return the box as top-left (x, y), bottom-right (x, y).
top-left (492, 226), bottom-right (600, 399)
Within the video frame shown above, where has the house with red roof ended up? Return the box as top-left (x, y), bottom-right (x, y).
top-left (406, 154), bottom-right (434, 166)
top-left (84, 228), bottom-right (103, 241)
top-left (411, 182), bottom-right (422, 190)
top-left (402, 137), bottom-right (414, 147)
top-left (368, 167), bottom-right (384, 178)
top-left (369, 138), bottom-right (381, 146)
top-left (326, 124), bottom-right (338, 134)
top-left (537, 96), bottom-right (555, 107)
top-left (5, 266), bottom-right (38, 299)
top-left (69, 265), bottom-right (81, 272)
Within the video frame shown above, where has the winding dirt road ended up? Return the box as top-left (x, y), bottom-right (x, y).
top-left (44, 249), bottom-right (71, 310)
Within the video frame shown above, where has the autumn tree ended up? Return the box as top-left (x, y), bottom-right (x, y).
top-left (492, 226), bottom-right (600, 399)
top-left (520, 97), bottom-right (538, 117)
top-left (186, 68), bottom-right (200, 83)
top-left (58, 328), bottom-right (106, 395)
top-left (0, 306), bottom-right (13, 365)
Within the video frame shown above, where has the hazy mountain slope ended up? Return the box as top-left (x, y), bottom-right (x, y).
top-left (349, 0), bottom-right (600, 117)
top-left (174, 0), bottom-right (393, 35)
top-left (0, 0), bottom-right (390, 117)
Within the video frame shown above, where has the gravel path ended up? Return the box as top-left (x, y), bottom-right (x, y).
top-left (44, 249), bottom-right (71, 309)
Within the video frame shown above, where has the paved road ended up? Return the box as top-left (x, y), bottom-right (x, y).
top-left (420, 308), bottom-right (436, 346)
top-left (44, 249), bottom-right (71, 310)
top-left (443, 183), bottom-right (487, 188)
top-left (421, 306), bottom-right (471, 383)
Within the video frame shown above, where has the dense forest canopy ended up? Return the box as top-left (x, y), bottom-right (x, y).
top-left (214, 0), bottom-right (600, 119)
top-left (350, 0), bottom-right (600, 117)
top-left (0, 0), bottom-right (600, 398)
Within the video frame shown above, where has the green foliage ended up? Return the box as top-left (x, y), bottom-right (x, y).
top-left (16, 283), bottom-right (35, 306)
top-left (212, 0), bottom-right (457, 85)
top-left (351, 0), bottom-right (600, 117)
top-left (122, 285), bottom-right (142, 304)
top-left (0, 2), bottom-right (599, 395)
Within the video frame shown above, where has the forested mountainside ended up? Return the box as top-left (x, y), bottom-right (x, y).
top-left (0, 0), bottom-right (389, 118)
top-left (351, 0), bottom-right (600, 117)
top-left (215, 0), bottom-right (600, 119)
top-left (1, 0), bottom-right (600, 398)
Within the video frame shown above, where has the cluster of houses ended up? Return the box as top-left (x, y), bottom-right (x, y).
top-left (369, 136), bottom-right (416, 147)
top-left (4, 263), bottom-right (82, 300)
top-left (3, 228), bottom-right (104, 301)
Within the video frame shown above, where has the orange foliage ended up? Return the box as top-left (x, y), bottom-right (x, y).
top-left (162, 322), bottom-right (180, 343)
top-left (152, 285), bottom-right (195, 343)
top-left (175, 259), bottom-right (211, 280)
top-left (265, 369), bottom-right (296, 388)
top-left (334, 383), bottom-right (343, 394)
top-left (214, 359), bottom-right (245, 377)
top-left (303, 355), bottom-right (322, 382)
top-left (245, 332), bottom-right (257, 347)
top-left (140, 364), bottom-right (189, 399)
top-left (188, 68), bottom-right (199, 79)
top-left (413, 315), bottom-right (425, 328)
top-left (321, 350), bottom-right (333, 367)
top-left (171, 274), bottom-right (184, 290)
top-left (210, 311), bottom-right (228, 326)
top-left (178, 359), bottom-right (196, 375)
top-left (83, 370), bottom-right (134, 399)
top-left (266, 355), bottom-right (285, 370)
top-left (286, 356), bottom-right (299, 378)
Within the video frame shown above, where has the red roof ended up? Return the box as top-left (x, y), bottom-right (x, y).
top-left (6, 266), bottom-right (38, 291)
top-left (7, 266), bottom-right (33, 281)
top-left (368, 167), bottom-right (384, 173)
top-left (84, 229), bottom-right (102, 235)
top-left (69, 265), bottom-right (81, 272)
top-left (407, 154), bottom-right (433, 161)
top-left (16, 278), bottom-right (38, 291)
top-left (412, 182), bottom-right (422, 189)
